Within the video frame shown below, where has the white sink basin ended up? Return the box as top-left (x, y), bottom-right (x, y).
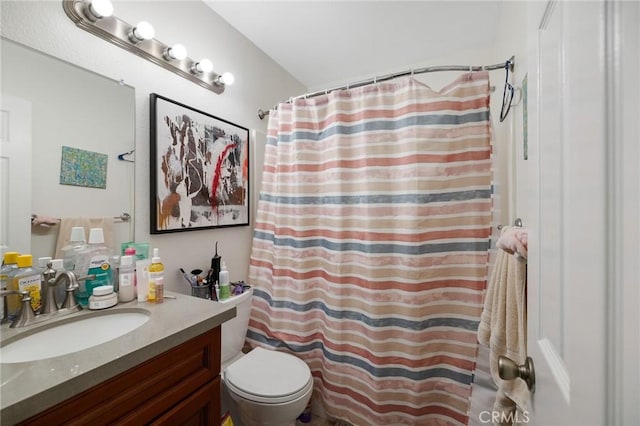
top-left (0, 311), bottom-right (150, 363)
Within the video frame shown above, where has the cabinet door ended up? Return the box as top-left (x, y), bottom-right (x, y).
top-left (19, 328), bottom-right (221, 425)
top-left (151, 378), bottom-right (221, 426)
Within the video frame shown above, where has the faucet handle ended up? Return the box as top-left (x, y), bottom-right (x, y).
top-left (9, 291), bottom-right (37, 328)
top-left (0, 289), bottom-right (28, 324)
top-left (60, 283), bottom-right (80, 310)
top-left (77, 274), bottom-right (96, 282)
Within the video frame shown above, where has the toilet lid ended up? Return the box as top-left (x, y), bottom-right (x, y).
top-left (224, 347), bottom-right (312, 404)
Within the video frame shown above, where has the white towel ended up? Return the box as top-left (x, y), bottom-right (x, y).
top-left (477, 226), bottom-right (529, 425)
top-left (496, 226), bottom-right (529, 260)
top-left (54, 217), bottom-right (115, 258)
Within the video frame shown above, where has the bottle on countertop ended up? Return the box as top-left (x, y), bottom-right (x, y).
top-left (8, 254), bottom-right (41, 317)
top-left (218, 261), bottom-right (230, 301)
top-left (1, 251), bottom-right (20, 319)
top-left (61, 226), bottom-right (87, 271)
top-left (118, 255), bottom-right (136, 303)
top-left (37, 256), bottom-right (52, 273)
top-left (124, 247), bottom-right (137, 298)
top-left (76, 228), bottom-right (113, 307)
top-left (147, 248), bottom-right (164, 303)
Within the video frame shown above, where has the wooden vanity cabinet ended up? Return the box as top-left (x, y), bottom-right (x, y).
top-left (19, 327), bottom-right (221, 426)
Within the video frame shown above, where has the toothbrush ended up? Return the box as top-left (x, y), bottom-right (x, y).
top-left (179, 268), bottom-right (196, 287)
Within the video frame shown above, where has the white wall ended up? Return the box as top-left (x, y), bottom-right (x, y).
top-left (0, 0), bottom-right (306, 293)
top-left (490, 1), bottom-right (529, 228)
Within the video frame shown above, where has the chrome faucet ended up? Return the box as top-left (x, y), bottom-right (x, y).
top-left (0, 269), bottom-right (94, 328)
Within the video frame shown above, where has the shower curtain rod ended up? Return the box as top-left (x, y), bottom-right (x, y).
top-left (257, 56), bottom-right (514, 119)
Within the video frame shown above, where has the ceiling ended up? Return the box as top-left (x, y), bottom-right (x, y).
top-left (205, 1), bottom-right (503, 91)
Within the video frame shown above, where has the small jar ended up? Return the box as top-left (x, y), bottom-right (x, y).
top-left (89, 285), bottom-right (118, 310)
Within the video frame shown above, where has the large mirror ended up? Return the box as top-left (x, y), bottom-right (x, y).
top-left (1, 37), bottom-right (135, 259)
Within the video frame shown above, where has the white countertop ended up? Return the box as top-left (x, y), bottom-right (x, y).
top-left (0, 291), bottom-right (236, 425)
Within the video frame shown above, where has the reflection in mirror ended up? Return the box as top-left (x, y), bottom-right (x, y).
top-left (1, 37), bottom-right (135, 259)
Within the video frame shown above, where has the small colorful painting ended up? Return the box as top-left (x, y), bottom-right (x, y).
top-left (59, 146), bottom-right (108, 189)
top-left (150, 93), bottom-right (250, 234)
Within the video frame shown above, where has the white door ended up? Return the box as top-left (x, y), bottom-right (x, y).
top-left (525, 1), bottom-right (639, 424)
top-left (0, 95), bottom-right (32, 256)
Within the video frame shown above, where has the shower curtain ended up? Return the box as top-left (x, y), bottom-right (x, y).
top-left (247, 72), bottom-right (492, 426)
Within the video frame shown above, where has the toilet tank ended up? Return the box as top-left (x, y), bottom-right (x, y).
top-left (216, 287), bottom-right (254, 365)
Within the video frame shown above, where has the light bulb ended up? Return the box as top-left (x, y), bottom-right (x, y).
top-left (84, 0), bottom-right (113, 21)
top-left (164, 44), bottom-right (187, 61)
top-left (215, 72), bottom-right (235, 86)
top-left (198, 59), bottom-right (213, 73)
top-left (191, 59), bottom-right (213, 74)
top-left (220, 72), bottom-right (235, 85)
top-left (128, 21), bottom-right (155, 43)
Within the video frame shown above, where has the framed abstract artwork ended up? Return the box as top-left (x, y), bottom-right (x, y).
top-left (150, 93), bottom-right (250, 234)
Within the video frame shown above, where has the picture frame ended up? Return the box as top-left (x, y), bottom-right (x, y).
top-left (150, 93), bottom-right (250, 234)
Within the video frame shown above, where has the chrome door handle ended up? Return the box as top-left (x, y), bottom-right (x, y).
top-left (498, 355), bottom-right (536, 393)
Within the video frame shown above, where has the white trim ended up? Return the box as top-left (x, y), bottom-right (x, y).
top-left (537, 338), bottom-right (570, 404)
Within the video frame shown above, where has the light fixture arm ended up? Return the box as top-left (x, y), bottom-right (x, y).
top-left (62, 0), bottom-right (225, 94)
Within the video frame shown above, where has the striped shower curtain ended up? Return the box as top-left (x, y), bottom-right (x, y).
top-left (247, 72), bottom-right (492, 426)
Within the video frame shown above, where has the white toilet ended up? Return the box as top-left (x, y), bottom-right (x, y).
top-left (217, 287), bottom-right (313, 426)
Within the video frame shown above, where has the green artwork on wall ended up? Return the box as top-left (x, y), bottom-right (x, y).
top-left (59, 146), bottom-right (108, 189)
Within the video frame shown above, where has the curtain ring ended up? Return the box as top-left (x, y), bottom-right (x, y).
top-left (373, 76), bottom-right (377, 84)
top-left (411, 69), bottom-right (415, 77)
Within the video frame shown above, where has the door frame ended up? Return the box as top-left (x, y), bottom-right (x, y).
top-left (605, 1), bottom-right (639, 424)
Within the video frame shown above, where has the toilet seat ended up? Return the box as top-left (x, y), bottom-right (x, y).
top-left (223, 346), bottom-right (312, 404)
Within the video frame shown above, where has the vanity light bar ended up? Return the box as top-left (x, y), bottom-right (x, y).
top-left (62, 0), bottom-right (233, 94)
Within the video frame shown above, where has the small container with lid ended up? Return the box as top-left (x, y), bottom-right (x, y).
top-left (89, 285), bottom-right (118, 310)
